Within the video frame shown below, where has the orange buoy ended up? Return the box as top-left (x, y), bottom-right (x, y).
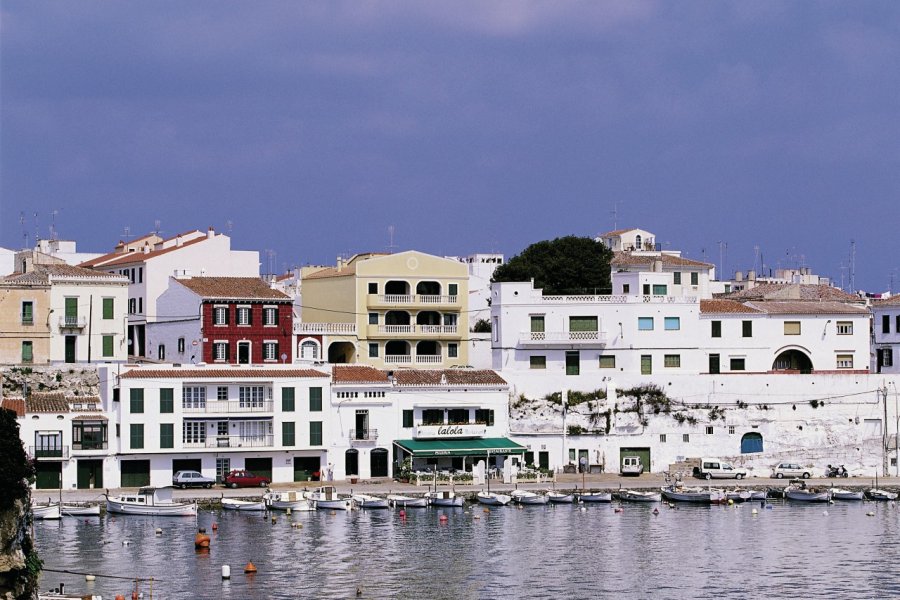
top-left (244, 561), bottom-right (258, 574)
top-left (211, 522), bottom-right (218, 531)
top-left (115, 595), bottom-right (125, 600)
top-left (195, 528), bottom-right (211, 548)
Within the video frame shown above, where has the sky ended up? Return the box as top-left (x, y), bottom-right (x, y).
top-left (1, 2), bottom-right (898, 291)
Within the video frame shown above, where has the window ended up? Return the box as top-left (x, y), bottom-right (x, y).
top-left (565, 351), bottom-right (579, 376)
top-left (691, 272), bottom-right (699, 286)
top-left (300, 340), bottom-right (319, 360)
top-left (102, 298), bottom-right (114, 320)
top-left (22, 301), bottom-right (34, 325)
top-left (448, 343), bottom-right (458, 358)
top-left (183, 422), bottom-right (205, 444)
top-left (138, 297), bottom-right (143, 314)
top-left (282, 422), bottom-right (295, 446)
top-left (237, 307), bottom-right (251, 326)
top-left (128, 298), bottom-right (136, 314)
top-left (73, 421), bottom-right (107, 450)
top-left (836, 354), bottom-right (854, 369)
top-left (530, 356), bottom-right (546, 369)
top-left (709, 354), bottom-right (720, 374)
top-left (664, 354), bottom-right (681, 368)
top-left (706, 426), bottom-right (714, 435)
top-left (475, 409), bottom-right (495, 426)
top-left (683, 434), bottom-right (690, 443)
top-left (368, 282), bottom-right (377, 294)
top-left (178, 338), bottom-right (185, 353)
top-left (660, 434), bottom-right (667, 443)
top-left (784, 321), bottom-right (801, 335)
top-left (673, 272), bottom-right (681, 285)
top-left (711, 321), bottom-right (721, 338)
top-left (368, 312), bottom-right (378, 325)
top-left (897, 315), bottom-right (900, 334)
top-left (309, 421), bottom-right (322, 446)
top-left (570, 316), bottom-right (598, 332)
top-left (448, 409), bottom-right (469, 424)
top-left (368, 343), bottom-right (379, 358)
top-left (214, 306), bottom-right (228, 325)
top-left (138, 267), bottom-right (142, 283)
top-left (263, 341), bottom-right (278, 361)
top-left (448, 283), bottom-right (458, 297)
top-left (423, 409), bottom-right (444, 425)
top-left (213, 342), bottom-right (228, 362)
top-left (664, 317), bottom-right (680, 331)
top-left (183, 386), bottom-right (206, 409)
top-left (160, 388), bottom-right (174, 413)
top-left (217, 386), bottom-right (228, 401)
top-left (130, 388), bottom-right (144, 413)
top-left (599, 355), bottom-right (616, 369)
top-left (309, 387), bottom-right (323, 412)
top-left (21, 341), bottom-right (33, 363)
top-left (884, 349), bottom-right (894, 367)
top-left (883, 315), bottom-right (890, 334)
top-left (641, 355), bottom-right (652, 375)
top-left (282, 387), bottom-right (295, 412)
top-left (742, 321), bottom-right (753, 337)
top-left (239, 386), bottom-right (265, 408)
top-left (652, 284), bottom-right (667, 296)
top-left (530, 315), bottom-right (545, 333)
top-left (729, 425), bottom-right (736, 435)
top-left (730, 358), bottom-right (746, 371)
top-left (263, 307), bottom-right (277, 326)
top-left (402, 410), bottom-right (414, 428)
top-left (623, 284), bottom-right (630, 294)
top-left (160, 424), bottom-right (174, 449)
top-left (638, 317), bottom-right (654, 331)
top-left (836, 321), bottom-right (853, 335)
top-left (130, 424), bottom-right (144, 449)
top-left (158, 345), bottom-right (166, 360)
top-left (64, 297), bottom-right (78, 324)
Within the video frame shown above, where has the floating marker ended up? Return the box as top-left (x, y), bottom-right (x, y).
top-left (751, 508), bottom-right (758, 515)
top-left (222, 565), bottom-right (231, 580)
top-left (85, 574), bottom-right (95, 582)
top-left (211, 523), bottom-right (218, 531)
top-left (244, 561), bottom-right (257, 574)
top-left (155, 528), bottom-right (162, 535)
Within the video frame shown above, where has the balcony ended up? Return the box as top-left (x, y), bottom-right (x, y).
top-left (518, 330), bottom-right (608, 347)
top-left (349, 428), bottom-right (378, 443)
top-left (29, 446), bottom-right (69, 459)
top-left (383, 354), bottom-right (446, 365)
top-left (58, 316), bottom-right (87, 329)
top-left (183, 434), bottom-right (274, 449)
top-left (182, 400), bottom-right (274, 414)
top-left (294, 322), bottom-right (357, 335)
top-left (370, 324), bottom-right (460, 339)
top-left (368, 294), bottom-right (460, 309)
top-left (72, 442), bottom-right (108, 452)
top-left (536, 294), bottom-right (697, 304)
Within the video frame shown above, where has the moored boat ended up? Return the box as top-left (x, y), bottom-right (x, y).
top-left (577, 491), bottom-right (612, 503)
top-left (61, 503), bottom-right (101, 517)
top-left (222, 497), bottom-right (266, 511)
top-left (476, 491), bottom-right (512, 506)
top-left (784, 484), bottom-right (831, 502)
top-left (866, 488), bottom-right (897, 501)
top-left (618, 489), bottom-right (661, 502)
top-left (547, 491), bottom-right (575, 504)
top-left (387, 494), bottom-right (428, 508)
top-left (264, 490), bottom-right (314, 511)
top-left (425, 490), bottom-right (464, 507)
top-left (510, 490), bottom-right (549, 505)
top-left (306, 486), bottom-right (356, 510)
top-left (352, 494), bottom-right (390, 509)
top-left (662, 484), bottom-right (725, 504)
top-left (831, 488), bottom-right (864, 501)
top-left (32, 502), bottom-right (62, 520)
top-left (106, 487), bottom-right (197, 516)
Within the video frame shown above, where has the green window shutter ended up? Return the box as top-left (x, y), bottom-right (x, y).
top-left (565, 351), bottom-right (580, 376)
top-left (102, 298), bottom-right (114, 319)
top-left (652, 284), bottom-right (667, 296)
top-left (569, 316), bottom-right (598, 332)
top-left (711, 321), bottom-right (722, 338)
top-left (448, 283), bottom-right (458, 296)
top-left (691, 272), bottom-right (699, 285)
top-left (673, 272), bottom-right (681, 285)
top-left (309, 387), bottom-right (322, 412)
top-left (742, 321), bottom-right (753, 337)
top-left (309, 421), bottom-right (322, 446)
top-left (130, 424), bottom-right (144, 449)
top-left (282, 387), bottom-right (295, 412)
top-left (402, 410), bottom-right (414, 428)
top-left (22, 302), bottom-right (33, 324)
top-left (529, 356), bottom-right (546, 369)
top-left (160, 424), bottom-right (174, 449)
top-left (65, 297), bottom-right (78, 318)
top-left (102, 335), bottom-right (114, 357)
top-left (599, 355), bottom-right (615, 369)
top-left (530, 316), bottom-right (545, 333)
top-left (130, 388), bottom-right (144, 413)
top-left (160, 389), bottom-right (174, 413)
top-left (22, 341), bottom-right (33, 362)
top-left (283, 422), bottom-right (295, 446)
top-left (641, 355), bottom-right (653, 375)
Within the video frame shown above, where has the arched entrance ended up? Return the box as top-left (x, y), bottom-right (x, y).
top-left (345, 449), bottom-right (359, 476)
top-left (370, 448), bottom-right (389, 477)
top-left (328, 341), bottom-right (355, 364)
top-left (772, 349), bottom-right (813, 374)
top-left (741, 432), bottom-right (764, 454)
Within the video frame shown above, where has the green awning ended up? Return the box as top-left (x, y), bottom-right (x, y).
top-left (393, 437), bottom-right (526, 457)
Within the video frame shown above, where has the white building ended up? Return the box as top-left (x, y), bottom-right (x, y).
top-left (873, 295), bottom-right (900, 374)
top-left (34, 239), bottom-right (103, 267)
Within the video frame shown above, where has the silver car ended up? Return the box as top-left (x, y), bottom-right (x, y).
top-left (172, 470), bottom-right (215, 489)
top-left (772, 462), bottom-right (811, 479)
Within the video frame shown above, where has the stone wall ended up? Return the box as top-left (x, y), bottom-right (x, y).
top-left (1, 365), bottom-right (100, 399)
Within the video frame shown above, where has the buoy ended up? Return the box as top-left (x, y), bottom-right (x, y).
top-left (222, 565), bottom-right (231, 580)
top-left (115, 595), bottom-right (125, 600)
top-left (439, 514), bottom-right (448, 522)
top-left (271, 516), bottom-right (277, 524)
top-left (823, 510), bottom-right (829, 516)
top-left (122, 540), bottom-right (130, 546)
top-left (85, 574), bottom-right (95, 582)
top-left (356, 586), bottom-right (363, 597)
top-left (727, 499), bottom-right (734, 505)
top-left (211, 523), bottom-right (218, 531)
top-left (483, 508), bottom-right (490, 513)
top-left (473, 515), bottom-right (480, 520)
top-left (330, 510), bottom-right (336, 516)
top-left (867, 511), bottom-right (876, 517)
top-left (614, 507), bottom-right (623, 513)
top-left (399, 510), bottom-right (406, 517)
top-left (580, 506), bottom-right (587, 512)
top-left (752, 508), bottom-right (758, 515)
top-left (286, 508), bottom-right (292, 515)
top-left (195, 528), bottom-right (211, 548)
top-left (652, 508), bottom-right (659, 515)
top-left (154, 528), bottom-right (162, 535)
top-left (244, 561), bottom-right (257, 574)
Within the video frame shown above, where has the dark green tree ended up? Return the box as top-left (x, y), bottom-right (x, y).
top-left (491, 236), bottom-right (613, 294)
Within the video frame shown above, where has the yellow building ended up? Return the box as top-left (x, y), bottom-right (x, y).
top-left (298, 251), bottom-right (469, 368)
top-left (0, 279), bottom-right (51, 364)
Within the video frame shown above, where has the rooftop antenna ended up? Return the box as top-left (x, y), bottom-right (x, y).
top-left (265, 249), bottom-right (276, 276)
top-left (849, 239), bottom-right (856, 292)
top-left (33, 211), bottom-right (39, 249)
top-left (610, 201), bottom-right (619, 231)
top-left (122, 226), bottom-right (132, 242)
top-left (717, 241), bottom-right (727, 279)
top-left (153, 220), bottom-right (162, 237)
top-left (753, 245), bottom-right (760, 274)
top-left (387, 225), bottom-right (398, 255)
top-left (50, 209), bottom-right (60, 240)
top-left (19, 212), bottom-right (28, 249)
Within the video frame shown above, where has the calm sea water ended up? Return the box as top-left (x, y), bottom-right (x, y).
top-left (33, 500), bottom-right (900, 599)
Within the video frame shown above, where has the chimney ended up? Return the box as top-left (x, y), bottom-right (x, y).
top-left (176, 235), bottom-right (183, 247)
top-left (653, 260), bottom-right (663, 273)
top-left (748, 270), bottom-right (756, 281)
top-left (336, 256), bottom-right (343, 271)
top-left (207, 227), bottom-right (215, 239)
top-left (735, 271), bottom-right (743, 282)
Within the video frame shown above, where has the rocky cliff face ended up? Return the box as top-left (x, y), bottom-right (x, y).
top-left (0, 409), bottom-right (38, 600)
top-left (1, 365), bottom-right (100, 399)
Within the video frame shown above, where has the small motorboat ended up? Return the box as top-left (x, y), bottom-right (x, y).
top-left (425, 490), bottom-right (464, 507)
top-left (867, 488), bottom-right (898, 501)
top-left (510, 490), bottom-right (549, 505)
top-left (784, 484), bottom-right (831, 502)
top-left (831, 488), bottom-right (864, 501)
top-left (264, 490), bottom-right (314, 511)
top-left (577, 491), bottom-right (612, 503)
top-left (618, 489), bottom-right (661, 503)
top-left (352, 494), bottom-right (390, 509)
top-left (222, 497), bottom-right (266, 511)
top-left (32, 502), bottom-right (62, 520)
top-left (387, 494), bottom-right (428, 508)
top-left (476, 491), bottom-right (512, 506)
top-left (61, 503), bottom-right (101, 517)
top-left (306, 486), bottom-right (356, 510)
top-left (106, 487), bottom-right (197, 516)
top-left (662, 484), bottom-right (725, 504)
top-left (547, 491), bottom-right (575, 504)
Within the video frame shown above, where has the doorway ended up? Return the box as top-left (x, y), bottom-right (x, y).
top-left (346, 449), bottom-right (359, 476)
top-left (238, 342), bottom-right (251, 364)
top-left (77, 459), bottom-right (104, 489)
top-left (371, 448), bottom-right (389, 477)
top-left (65, 336), bottom-right (77, 363)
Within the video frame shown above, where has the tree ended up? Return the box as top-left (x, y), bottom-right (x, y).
top-left (491, 236), bottom-right (613, 295)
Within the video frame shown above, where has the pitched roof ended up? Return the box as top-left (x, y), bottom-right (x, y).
top-left (120, 368), bottom-right (328, 379)
top-left (599, 228), bottom-right (638, 237)
top-left (611, 251), bottom-right (713, 269)
top-left (175, 277), bottom-right (290, 300)
top-left (745, 301), bottom-right (870, 315)
top-left (719, 283), bottom-right (861, 302)
top-left (700, 299), bottom-right (763, 314)
top-left (79, 231), bottom-right (206, 268)
top-left (0, 398), bottom-right (25, 417)
top-left (332, 365), bottom-right (390, 384)
top-left (392, 369), bottom-right (507, 386)
top-left (2, 264), bottom-right (128, 285)
top-left (873, 295), bottom-right (900, 307)
top-left (26, 392), bottom-right (70, 413)
top-left (302, 253), bottom-right (391, 280)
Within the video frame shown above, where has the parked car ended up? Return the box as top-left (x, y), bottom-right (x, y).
top-left (172, 470), bottom-right (215, 489)
top-left (223, 469), bottom-right (271, 488)
top-left (621, 456), bottom-right (644, 476)
top-left (697, 457), bottom-right (747, 480)
top-left (773, 462), bottom-right (811, 479)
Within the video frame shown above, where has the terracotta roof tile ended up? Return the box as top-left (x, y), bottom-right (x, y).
top-left (72, 414), bottom-right (108, 421)
top-left (611, 251), bottom-right (713, 269)
top-left (720, 283), bottom-right (861, 302)
top-left (2, 264), bottom-right (128, 285)
top-left (745, 301), bottom-right (870, 315)
top-left (874, 296), bottom-right (900, 306)
top-left (332, 366), bottom-right (390, 384)
top-left (699, 299), bottom-right (763, 314)
top-left (120, 368), bottom-right (329, 379)
top-left (0, 398), bottom-right (26, 417)
top-left (79, 233), bottom-right (206, 268)
top-left (26, 392), bottom-right (70, 413)
top-left (175, 277), bottom-right (290, 300)
top-left (392, 369), bottom-right (507, 386)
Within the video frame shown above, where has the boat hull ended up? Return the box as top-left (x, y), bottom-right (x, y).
top-left (618, 491), bottom-right (661, 502)
top-left (831, 489), bottom-right (864, 501)
top-left (106, 499), bottom-right (197, 516)
top-left (387, 495), bottom-right (428, 508)
top-left (477, 492), bottom-right (512, 506)
top-left (428, 496), bottom-right (464, 507)
top-left (32, 504), bottom-right (62, 520)
top-left (784, 490), bottom-right (831, 502)
top-left (867, 489), bottom-right (898, 501)
top-left (511, 491), bottom-right (549, 505)
top-left (578, 493), bottom-right (612, 503)
top-left (548, 493), bottom-right (575, 504)
top-left (353, 496), bottom-right (390, 509)
top-left (61, 504), bottom-right (101, 517)
top-left (663, 487), bottom-right (726, 504)
top-left (222, 499), bottom-right (266, 511)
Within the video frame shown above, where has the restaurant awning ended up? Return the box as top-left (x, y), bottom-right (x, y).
top-left (393, 437), bottom-right (526, 457)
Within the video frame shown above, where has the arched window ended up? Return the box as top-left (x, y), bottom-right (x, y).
top-left (741, 432), bottom-right (763, 454)
top-left (299, 339), bottom-right (319, 360)
top-left (634, 235), bottom-right (642, 250)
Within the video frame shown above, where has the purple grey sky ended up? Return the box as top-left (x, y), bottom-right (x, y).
top-left (1, 2), bottom-right (898, 291)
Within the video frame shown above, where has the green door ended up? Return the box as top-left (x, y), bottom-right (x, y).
top-left (120, 460), bottom-right (150, 487)
top-left (538, 451), bottom-right (549, 470)
top-left (35, 463), bottom-right (62, 489)
top-left (245, 458), bottom-right (272, 482)
top-left (370, 448), bottom-right (389, 477)
top-left (65, 336), bottom-right (77, 363)
top-left (640, 355), bottom-right (652, 375)
top-left (77, 460), bottom-right (103, 489)
top-left (565, 351), bottom-right (580, 375)
top-left (709, 354), bottom-right (720, 375)
top-left (619, 447), bottom-right (651, 473)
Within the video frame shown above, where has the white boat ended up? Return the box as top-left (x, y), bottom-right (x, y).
top-left (867, 489), bottom-right (898, 501)
top-left (784, 485), bottom-right (831, 502)
top-left (510, 490), bottom-right (549, 505)
top-left (618, 489), bottom-right (661, 502)
top-left (352, 494), bottom-right (390, 509)
top-left (306, 486), bottom-right (356, 510)
top-left (222, 497), bottom-right (266, 511)
top-left (577, 491), bottom-right (612, 503)
top-left (387, 494), bottom-right (428, 508)
top-left (425, 490), bottom-right (464, 507)
top-left (547, 491), bottom-right (575, 504)
top-left (476, 491), bottom-right (512, 506)
top-left (61, 503), bottom-right (101, 517)
top-left (662, 484), bottom-right (726, 504)
top-left (106, 487), bottom-right (197, 516)
top-left (264, 490), bottom-right (314, 511)
top-left (831, 488), bottom-right (864, 501)
top-left (32, 502), bottom-right (62, 520)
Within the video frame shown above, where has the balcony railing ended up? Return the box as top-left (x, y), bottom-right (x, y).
top-left (415, 355), bottom-right (443, 364)
top-left (58, 316), bottom-right (87, 329)
top-left (519, 330), bottom-right (608, 345)
top-left (293, 322), bottom-right (357, 335)
top-left (537, 294), bottom-right (697, 304)
top-left (375, 325), bottom-right (458, 335)
top-left (371, 294), bottom-right (459, 305)
top-left (182, 401), bottom-right (274, 414)
top-left (349, 428), bottom-right (378, 442)
top-left (29, 446), bottom-right (69, 459)
top-left (183, 434), bottom-right (274, 449)
top-left (72, 442), bottom-right (108, 451)
top-left (384, 355), bottom-right (412, 364)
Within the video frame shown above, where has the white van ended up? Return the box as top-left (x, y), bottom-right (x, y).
top-left (697, 458), bottom-right (746, 480)
top-left (621, 456), bottom-right (644, 476)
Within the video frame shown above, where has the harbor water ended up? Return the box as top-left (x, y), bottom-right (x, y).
top-left (34, 500), bottom-right (900, 599)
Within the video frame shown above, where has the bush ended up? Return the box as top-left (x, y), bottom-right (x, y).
top-left (472, 319), bottom-right (492, 333)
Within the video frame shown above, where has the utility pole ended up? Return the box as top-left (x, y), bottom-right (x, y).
top-left (883, 385), bottom-right (889, 477)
